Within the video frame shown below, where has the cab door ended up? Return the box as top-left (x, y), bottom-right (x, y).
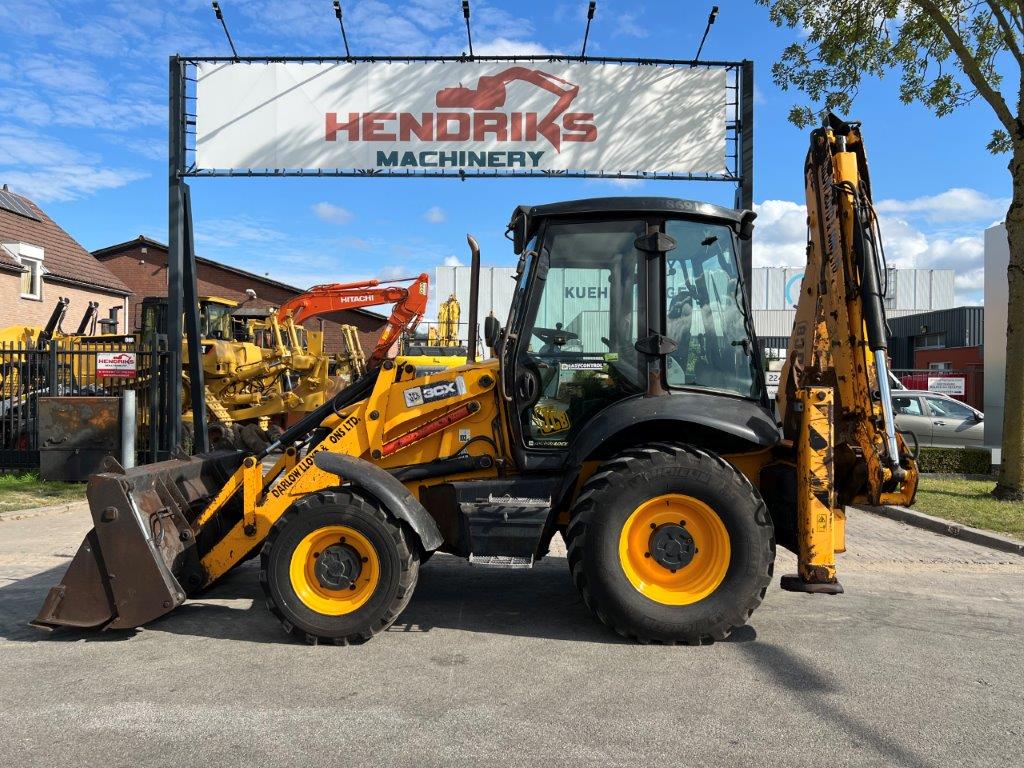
top-left (507, 218), bottom-right (646, 457)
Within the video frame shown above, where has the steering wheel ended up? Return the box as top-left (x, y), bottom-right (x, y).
top-left (532, 326), bottom-right (579, 349)
top-left (516, 360), bottom-right (542, 405)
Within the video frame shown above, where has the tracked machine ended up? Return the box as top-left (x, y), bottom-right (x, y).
top-left (34, 117), bottom-right (916, 644)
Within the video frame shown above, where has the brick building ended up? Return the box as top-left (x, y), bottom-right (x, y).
top-left (887, 307), bottom-right (985, 408)
top-left (92, 236), bottom-right (387, 355)
top-left (0, 186), bottom-right (130, 333)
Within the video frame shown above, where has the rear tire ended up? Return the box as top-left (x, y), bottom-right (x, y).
top-left (260, 490), bottom-right (418, 645)
top-left (565, 443), bottom-right (774, 644)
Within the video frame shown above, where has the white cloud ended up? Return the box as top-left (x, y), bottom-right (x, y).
top-left (443, 255), bottom-right (464, 267)
top-left (875, 188), bottom-right (1008, 223)
top-left (380, 265), bottom-right (409, 280)
top-left (2, 166), bottom-right (146, 203)
top-left (616, 13), bottom-right (649, 39)
top-left (0, 125), bottom-right (145, 202)
top-left (584, 177), bottom-right (646, 190)
top-left (751, 200), bottom-right (806, 267)
top-left (312, 202), bottom-right (355, 225)
top-left (753, 191), bottom-right (989, 305)
top-left (424, 205), bottom-right (446, 223)
top-left (473, 38), bottom-right (556, 56)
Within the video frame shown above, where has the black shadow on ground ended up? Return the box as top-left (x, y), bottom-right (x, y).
top-left (2, 555), bottom-right (759, 646)
top-left (739, 642), bottom-right (933, 768)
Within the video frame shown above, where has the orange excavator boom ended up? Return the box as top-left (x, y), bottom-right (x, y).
top-left (276, 273), bottom-right (430, 367)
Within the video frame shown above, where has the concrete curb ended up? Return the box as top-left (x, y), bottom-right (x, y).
top-left (0, 499), bottom-right (90, 522)
top-left (858, 504), bottom-right (1024, 557)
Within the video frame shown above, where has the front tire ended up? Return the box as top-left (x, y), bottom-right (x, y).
top-left (565, 443), bottom-right (774, 644)
top-left (260, 490), bottom-right (418, 645)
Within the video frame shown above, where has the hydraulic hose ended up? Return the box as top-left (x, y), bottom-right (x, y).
top-left (851, 195), bottom-right (901, 466)
top-left (256, 366), bottom-right (380, 459)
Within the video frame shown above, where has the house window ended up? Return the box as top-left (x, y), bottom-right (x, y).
top-left (915, 332), bottom-right (945, 350)
top-left (20, 258), bottom-right (42, 300)
top-left (928, 361), bottom-right (952, 371)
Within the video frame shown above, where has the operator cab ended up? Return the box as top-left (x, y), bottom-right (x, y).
top-left (495, 197), bottom-right (769, 463)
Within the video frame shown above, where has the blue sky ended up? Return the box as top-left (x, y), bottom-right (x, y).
top-left (0, 0), bottom-right (1011, 305)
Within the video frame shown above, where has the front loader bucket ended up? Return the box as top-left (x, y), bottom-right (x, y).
top-left (32, 452), bottom-right (243, 632)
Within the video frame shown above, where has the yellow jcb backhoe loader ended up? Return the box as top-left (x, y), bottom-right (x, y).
top-left (33, 116), bottom-right (916, 645)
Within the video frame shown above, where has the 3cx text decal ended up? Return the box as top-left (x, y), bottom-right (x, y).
top-left (403, 375), bottom-right (467, 408)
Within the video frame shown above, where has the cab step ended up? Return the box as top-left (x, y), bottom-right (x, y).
top-left (469, 554), bottom-right (534, 569)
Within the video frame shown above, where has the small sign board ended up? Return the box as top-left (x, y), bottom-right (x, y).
top-left (765, 370), bottom-right (781, 399)
top-left (96, 351), bottom-right (137, 378)
top-left (927, 376), bottom-right (965, 396)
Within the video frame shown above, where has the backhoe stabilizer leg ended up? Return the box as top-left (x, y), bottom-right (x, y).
top-left (781, 386), bottom-right (844, 595)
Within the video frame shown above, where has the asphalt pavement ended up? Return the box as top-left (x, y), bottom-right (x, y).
top-left (0, 504), bottom-right (1021, 768)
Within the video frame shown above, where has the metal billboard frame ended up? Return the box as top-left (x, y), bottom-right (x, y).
top-left (167, 54), bottom-right (754, 455)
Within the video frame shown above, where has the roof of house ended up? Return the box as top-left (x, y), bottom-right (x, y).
top-left (93, 235), bottom-right (387, 321)
top-left (0, 187), bottom-right (131, 294)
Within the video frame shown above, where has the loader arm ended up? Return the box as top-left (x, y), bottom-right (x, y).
top-left (276, 273), bottom-right (430, 368)
top-left (777, 114), bottom-right (918, 592)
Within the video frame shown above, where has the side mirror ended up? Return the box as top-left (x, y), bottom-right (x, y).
top-left (737, 210), bottom-right (757, 241)
top-left (484, 314), bottom-right (500, 350)
top-left (974, 412), bottom-right (984, 422)
top-left (510, 212), bottom-right (528, 254)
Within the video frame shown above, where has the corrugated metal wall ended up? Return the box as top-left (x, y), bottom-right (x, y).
top-left (887, 307), bottom-right (984, 351)
top-left (435, 266), bottom-right (516, 325)
top-left (750, 267), bottom-right (955, 311)
top-left (434, 265), bottom-right (964, 360)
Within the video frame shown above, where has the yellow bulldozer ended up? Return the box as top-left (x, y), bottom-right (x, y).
top-left (138, 295), bottom-right (350, 451)
top-left (0, 297), bottom-right (131, 397)
top-left (34, 116), bottom-right (917, 645)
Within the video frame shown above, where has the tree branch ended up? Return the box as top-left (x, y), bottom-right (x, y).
top-left (912, 0), bottom-right (1018, 134)
top-left (988, 1), bottom-right (1024, 67)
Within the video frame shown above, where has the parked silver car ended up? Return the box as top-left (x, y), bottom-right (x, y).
top-left (891, 390), bottom-right (984, 448)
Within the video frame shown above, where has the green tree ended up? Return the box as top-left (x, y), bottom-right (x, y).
top-left (760, 0), bottom-right (1024, 500)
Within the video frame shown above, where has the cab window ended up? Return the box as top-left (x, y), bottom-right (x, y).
top-left (517, 219), bottom-right (643, 448)
top-left (664, 219), bottom-right (758, 398)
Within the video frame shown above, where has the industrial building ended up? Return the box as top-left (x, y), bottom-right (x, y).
top-left (435, 264), bottom-right (956, 348)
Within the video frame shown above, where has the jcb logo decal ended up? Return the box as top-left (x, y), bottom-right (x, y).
top-left (404, 375), bottom-right (466, 408)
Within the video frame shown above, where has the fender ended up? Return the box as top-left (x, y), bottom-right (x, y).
top-left (314, 452), bottom-right (444, 552)
top-left (564, 392), bottom-right (780, 469)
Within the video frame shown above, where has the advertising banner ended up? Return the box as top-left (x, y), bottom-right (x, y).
top-left (928, 376), bottom-right (966, 396)
top-left (195, 62), bottom-right (727, 175)
top-left (96, 351), bottom-right (137, 378)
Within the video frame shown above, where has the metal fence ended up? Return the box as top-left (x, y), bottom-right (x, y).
top-left (892, 368), bottom-right (984, 411)
top-left (0, 338), bottom-right (171, 471)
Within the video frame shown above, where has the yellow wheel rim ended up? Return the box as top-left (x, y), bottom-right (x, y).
top-left (289, 525), bottom-right (380, 615)
top-left (618, 494), bottom-right (731, 606)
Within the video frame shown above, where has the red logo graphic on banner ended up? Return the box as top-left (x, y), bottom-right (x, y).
top-left (325, 67), bottom-right (596, 152)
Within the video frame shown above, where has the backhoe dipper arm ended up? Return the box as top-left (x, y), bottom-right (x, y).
top-left (777, 115), bottom-right (918, 593)
top-left (276, 273), bottom-right (430, 368)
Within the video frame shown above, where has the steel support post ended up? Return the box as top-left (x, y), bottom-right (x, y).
top-left (167, 56), bottom-right (185, 457)
top-left (737, 60), bottom-right (754, 297)
top-left (182, 184), bottom-right (209, 454)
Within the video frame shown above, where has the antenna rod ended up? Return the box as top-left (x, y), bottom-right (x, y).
top-left (333, 1), bottom-right (351, 60)
top-left (211, 2), bottom-right (239, 61)
top-left (694, 5), bottom-right (718, 61)
top-left (462, 1), bottom-right (474, 57)
top-left (581, 2), bottom-right (596, 57)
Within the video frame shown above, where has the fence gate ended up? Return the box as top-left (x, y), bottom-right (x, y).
top-left (0, 338), bottom-right (171, 471)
